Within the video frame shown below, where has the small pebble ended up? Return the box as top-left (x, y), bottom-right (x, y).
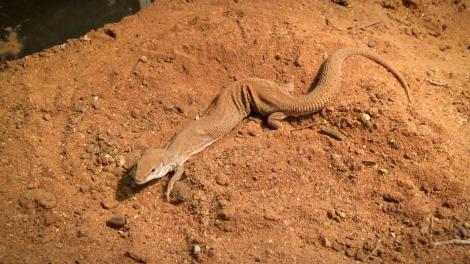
top-left (335, 209), bottom-right (346, 218)
top-left (362, 160), bottom-right (376, 166)
top-left (327, 209), bottom-right (341, 222)
top-left (163, 105), bottom-right (174, 112)
top-left (332, 0), bottom-right (350, 6)
top-left (175, 106), bottom-right (185, 114)
top-left (215, 174), bottom-right (229, 186)
top-left (130, 110), bottom-right (139, 118)
top-left (368, 40), bottom-right (377, 48)
top-left (320, 126), bottom-right (346, 141)
top-left (218, 208), bottom-right (235, 221)
top-left (43, 113), bottom-right (52, 121)
top-left (345, 247), bottom-right (356, 257)
top-left (383, 192), bottom-right (404, 203)
top-left (264, 209), bottom-right (281, 221)
top-left (367, 107), bottom-right (381, 117)
top-left (332, 242), bottom-right (342, 251)
top-left (80, 153), bottom-right (92, 160)
top-left (377, 169), bottom-right (388, 176)
top-left (358, 113), bottom-right (371, 126)
top-left (389, 139), bottom-right (400, 149)
top-left (192, 244), bottom-right (202, 255)
top-left (355, 250), bottom-right (367, 261)
top-left (294, 57), bottom-right (302, 67)
top-left (101, 198), bottom-right (118, 209)
top-left (321, 236), bottom-right (332, 248)
top-left (43, 213), bottom-right (60, 226)
top-left (106, 214), bottom-right (126, 229)
top-left (104, 28), bottom-right (117, 39)
top-left (404, 152), bottom-right (415, 160)
top-left (139, 56), bottom-right (148, 63)
top-left (419, 226), bottom-right (429, 235)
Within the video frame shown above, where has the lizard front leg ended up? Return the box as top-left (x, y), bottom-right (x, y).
top-left (165, 164), bottom-right (185, 201)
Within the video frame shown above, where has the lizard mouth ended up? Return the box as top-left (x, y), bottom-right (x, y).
top-left (133, 178), bottom-right (146, 185)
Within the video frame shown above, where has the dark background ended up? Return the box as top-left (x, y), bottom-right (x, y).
top-left (0, 0), bottom-right (144, 60)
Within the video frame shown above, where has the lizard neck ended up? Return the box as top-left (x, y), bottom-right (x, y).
top-left (164, 145), bottom-right (191, 167)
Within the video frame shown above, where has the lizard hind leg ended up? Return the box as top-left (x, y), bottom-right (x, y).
top-left (267, 112), bottom-right (288, 129)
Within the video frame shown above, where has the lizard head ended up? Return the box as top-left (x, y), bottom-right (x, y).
top-left (133, 148), bottom-right (174, 185)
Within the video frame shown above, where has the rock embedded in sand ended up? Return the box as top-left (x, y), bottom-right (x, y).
top-left (355, 250), bottom-right (367, 261)
top-left (218, 208), bottom-right (235, 221)
top-left (192, 244), bottom-right (202, 256)
top-left (358, 113), bottom-right (371, 126)
top-left (320, 236), bottom-right (332, 248)
top-left (22, 189), bottom-right (57, 209)
top-left (368, 40), bottom-right (377, 48)
top-left (362, 160), bottom-right (377, 166)
top-left (139, 55), bottom-right (148, 63)
top-left (345, 247), bottom-right (356, 257)
top-left (106, 214), bottom-right (126, 229)
top-left (101, 198), bottom-right (118, 209)
top-left (332, 0), bottom-right (350, 6)
top-left (383, 191), bottom-right (404, 203)
top-left (215, 174), bottom-right (229, 186)
top-left (264, 209), bottom-right (281, 221)
top-left (171, 182), bottom-right (189, 204)
top-left (43, 113), bottom-right (52, 121)
top-left (332, 242), bottom-right (342, 251)
top-left (378, 168), bottom-right (388, 175)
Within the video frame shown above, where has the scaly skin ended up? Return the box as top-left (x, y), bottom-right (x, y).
top-left (133, 48), bottom-right (411, 200)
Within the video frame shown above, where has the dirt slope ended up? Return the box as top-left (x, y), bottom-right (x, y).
top-left (0, 0), bottom-right (469, 263)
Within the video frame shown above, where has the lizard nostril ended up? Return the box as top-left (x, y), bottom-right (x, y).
top-left (151, 168), bottom-right (156, 172)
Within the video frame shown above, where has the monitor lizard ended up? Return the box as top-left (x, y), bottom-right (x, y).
top-left (132, 48), bottom-right (411, 200)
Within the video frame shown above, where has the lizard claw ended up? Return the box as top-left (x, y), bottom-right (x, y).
top-left (165, 189), bottom-right (172, 202)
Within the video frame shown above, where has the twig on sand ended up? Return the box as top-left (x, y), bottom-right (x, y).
top-left (426, 78), bottom-right (447, 87)
top-left (290, 124), bottom-right (316, 133)
top-left (432, 239), bottom-right (470, 246)
top-left (349, 20), bottom-right (382, 31)
top-left (320, 126), bottom-right (347, 141)
top-left (368, 239), bottom-right (382, 258)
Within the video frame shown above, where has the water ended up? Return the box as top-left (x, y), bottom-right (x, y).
top-left (0, 0), bottom-right (152, 61)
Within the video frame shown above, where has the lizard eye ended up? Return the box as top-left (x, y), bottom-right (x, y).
top-left (151, 168), bottom-right (156, 172)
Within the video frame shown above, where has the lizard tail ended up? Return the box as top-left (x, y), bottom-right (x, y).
top-left (282, 48), bottom-right (411, 115)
